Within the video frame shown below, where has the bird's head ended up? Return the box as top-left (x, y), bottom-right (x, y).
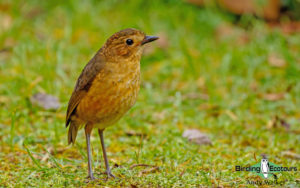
top-left (102, 28), bottom-right (158, 62)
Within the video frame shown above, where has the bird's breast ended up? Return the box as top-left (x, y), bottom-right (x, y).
top-left (76, 61), bottom-right (141, 127)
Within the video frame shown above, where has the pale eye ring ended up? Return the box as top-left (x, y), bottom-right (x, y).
top-left (126, 39), bottom-right (133, 45)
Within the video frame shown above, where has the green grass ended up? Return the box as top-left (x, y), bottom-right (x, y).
top-left (0, 0), bottom-right (299, 187)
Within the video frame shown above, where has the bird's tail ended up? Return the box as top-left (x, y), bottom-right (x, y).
top-left (68, 121), bottom-right (79, 145)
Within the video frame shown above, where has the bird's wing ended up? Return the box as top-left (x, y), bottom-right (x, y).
top-left (65, 53), bottom-right (105, 127)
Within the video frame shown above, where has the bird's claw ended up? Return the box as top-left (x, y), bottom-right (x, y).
top-left (106, 170), bottom-right (116, 179)
top-left (85, 175), bottom-right (96, 182)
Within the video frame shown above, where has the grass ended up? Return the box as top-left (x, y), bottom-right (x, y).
top-left (0, 0), bottom-right (300, 187)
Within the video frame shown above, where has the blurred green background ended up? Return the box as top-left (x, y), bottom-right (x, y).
top-left (0, 0), bottom-right (299, 187)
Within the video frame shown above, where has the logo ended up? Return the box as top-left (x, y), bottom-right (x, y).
top-left (235, 155), bottom-right (298, 185)
top-left (261, 158), bottom-right (269, 178)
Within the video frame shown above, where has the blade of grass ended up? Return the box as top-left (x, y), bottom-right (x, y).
top-left (9, 111), bottom-right (16, 149)
top-left (23, 141), bottom-right (43, 170)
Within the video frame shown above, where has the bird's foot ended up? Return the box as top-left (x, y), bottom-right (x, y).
top-left (86, 174), bottom-right (96, 181)
top-left (106, 170), bottom-right (116, 179)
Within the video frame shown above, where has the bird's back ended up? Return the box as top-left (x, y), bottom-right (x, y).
top-left (65, 49), bottom-right (106, 128)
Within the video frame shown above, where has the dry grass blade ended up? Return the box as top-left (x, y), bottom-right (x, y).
top-left (262, 93), bottom-right (285, 101)
top-left (179, 169), bottom-right (186, 177)
top-left (282, 151), bottom-right (300, 160)
top-left (139, 166), bottom-right (159, 176)
top-left (130, 164), bottom-right (157, 169)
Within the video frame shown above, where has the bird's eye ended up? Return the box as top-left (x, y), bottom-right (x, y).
top-left (126, 39), bottom-right (133, 45)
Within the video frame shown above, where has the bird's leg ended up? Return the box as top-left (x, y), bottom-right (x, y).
top-left (98, 129), bottom-right (115, 178)
top-left (85, 124), bottom-right (95, 180)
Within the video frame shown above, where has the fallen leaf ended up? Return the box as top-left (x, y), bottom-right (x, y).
top-left (41, 153), bottom-right (50, 162)
top-left (182, 129), bottom-right (212, 145)
top-left (30, 93), bottom-right (61, 110)
top-left (282, 151), bottom-right (300, 160)
top-left (225, 110), bottom-right (237, 121)
top-left (262, 93), bottom-right (285, 101)
top-left (41, 147), bottom-right (54, 162)
top-left (217, 0), bottom-right (280, 20)
top-left (267, 116), bottom-right (290, 130)
top-left (268, 54), bottom-right (286, 68)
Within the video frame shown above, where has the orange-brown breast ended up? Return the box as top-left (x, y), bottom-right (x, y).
top-left (75, 59), bottom-right (140, 129)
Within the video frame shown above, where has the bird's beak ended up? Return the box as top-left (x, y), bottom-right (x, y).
top-left (142, 35), bottom-right (159, 45)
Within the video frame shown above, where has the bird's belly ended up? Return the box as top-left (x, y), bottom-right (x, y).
top-left (76, 71), bottom-right (140, 129)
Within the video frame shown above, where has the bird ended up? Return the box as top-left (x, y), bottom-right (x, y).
top-left (65, 28), bottom-right (158, 180)
top-left (261, 158), bottom-right (269, 178)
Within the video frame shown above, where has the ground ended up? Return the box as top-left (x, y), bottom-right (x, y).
top-left (0, 0), bottom-right (299, 187)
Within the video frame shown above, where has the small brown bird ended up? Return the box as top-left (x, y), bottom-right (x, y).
top-left (66, 28), bottom-right (158, 179)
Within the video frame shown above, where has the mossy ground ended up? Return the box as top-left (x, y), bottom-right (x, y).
top-left (0, 0), bottom-right (299, 187)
